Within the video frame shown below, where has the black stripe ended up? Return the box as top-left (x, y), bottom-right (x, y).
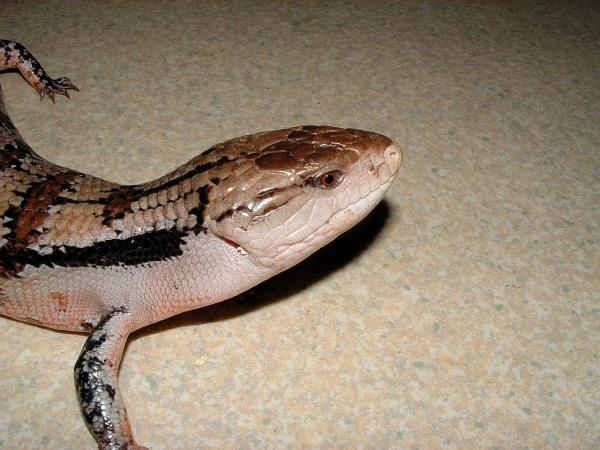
top-left (139, 156), bottom-right (231, 197)
top-left (0, 228), bottom-right (189, 277)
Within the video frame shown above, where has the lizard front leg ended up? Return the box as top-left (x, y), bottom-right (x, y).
top-left (0, 39), bottom-right (78, 102)
top-left (74, 307), bottom-right (147, 450)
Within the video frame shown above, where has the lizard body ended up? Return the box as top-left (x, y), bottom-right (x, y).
top-left (0, 40), bottom-right (402, 449)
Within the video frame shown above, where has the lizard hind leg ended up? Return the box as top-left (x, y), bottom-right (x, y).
top-left (0, 39), bottom-right (78, 102)
top-left (74, 307), bottom-right (148, 450)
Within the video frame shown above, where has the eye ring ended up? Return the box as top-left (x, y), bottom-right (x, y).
top-left (313, 170), bottom-right (343, 189)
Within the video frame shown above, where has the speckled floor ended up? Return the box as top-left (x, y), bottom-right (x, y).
top-left (1, 1), bottom-right (598, 449)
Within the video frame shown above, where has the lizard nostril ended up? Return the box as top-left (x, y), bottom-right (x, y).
top-left (384, 143), bottom-right (403, 172)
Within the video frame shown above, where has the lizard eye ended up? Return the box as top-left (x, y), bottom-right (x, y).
top-left (313, 170), bottom-right (343, 189)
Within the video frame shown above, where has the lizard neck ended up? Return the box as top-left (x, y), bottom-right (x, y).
top-left (129, 232), bottom-right (273, 325)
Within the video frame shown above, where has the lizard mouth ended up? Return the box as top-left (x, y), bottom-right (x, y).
top-left (217, 235), bottom-right (249, 255)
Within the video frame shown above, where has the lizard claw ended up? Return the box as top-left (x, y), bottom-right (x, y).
top-left (39, 76), bottom-right (79, 102)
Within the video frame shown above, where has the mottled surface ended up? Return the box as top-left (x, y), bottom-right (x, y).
top-left (0, 0), bottom-right (599, 449)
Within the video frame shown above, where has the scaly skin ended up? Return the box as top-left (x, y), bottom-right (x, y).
top-left (0, 40), bottom-right (402, 449)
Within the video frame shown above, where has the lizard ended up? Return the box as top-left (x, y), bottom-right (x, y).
top-left (0, 39), bottom-right (402, 449)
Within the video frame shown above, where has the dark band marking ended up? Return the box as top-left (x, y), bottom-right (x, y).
top-left (100, 189), bottom-right (135, 225)
top-left (186, 184), bottom-right (211, 232)
top-left (215, 205), bottom-right (254, 223)
top-left (0, 228), bottom-right (189, 277)
top-left (11, 173), bottom-right (77, 242)
top-left (216, 208), bottom-right (234, 222)
top-left (199, 184), bottom-right (210, 204)
top-left (139, 155), bottom-right (231, 197)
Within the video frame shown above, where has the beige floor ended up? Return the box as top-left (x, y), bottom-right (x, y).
top-left (1, 1), bottom-right (598, 449)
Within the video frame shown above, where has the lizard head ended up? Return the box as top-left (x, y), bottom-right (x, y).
top-left (206, 126), bottom-right (402, 270)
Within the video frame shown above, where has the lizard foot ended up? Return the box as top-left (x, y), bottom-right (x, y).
top-left (39, 76), bottom-right (79, 102)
